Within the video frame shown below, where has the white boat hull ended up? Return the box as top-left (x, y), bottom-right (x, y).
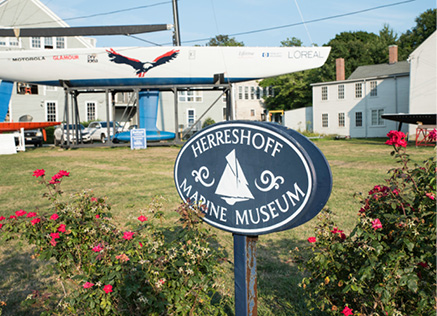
top-left (0, 46), bottom-right (330, 87)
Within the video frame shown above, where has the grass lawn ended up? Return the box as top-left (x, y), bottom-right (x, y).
top-left (0, 139), bottom-right (434, 315)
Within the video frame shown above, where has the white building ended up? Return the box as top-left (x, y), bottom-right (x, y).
top-left (311, 46), bottom-right (410, 137)
top-left (284, 33), bottom-right (436, 139)
top-left (407, 31), bottom-right (437, 137)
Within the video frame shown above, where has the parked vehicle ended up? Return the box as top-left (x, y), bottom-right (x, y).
top-left (14, 129), bottom-right (43, 147)
top-left (54, 124), bottom-right (91, 146)
top-left (24, 129), bottom-right (44, 147)
top-left (86, 121), bottom-right (122, 143)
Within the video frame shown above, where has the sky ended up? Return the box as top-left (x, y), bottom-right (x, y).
top-left (39, 0), bottom-right (436, 48)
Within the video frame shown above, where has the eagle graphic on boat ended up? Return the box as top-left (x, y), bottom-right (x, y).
top-left (215, 149), bottom-right (254, 205)
top-left (106, 48), bottom-right (180, 77)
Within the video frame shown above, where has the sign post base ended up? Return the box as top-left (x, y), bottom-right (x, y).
top-left (234, 234), bottom-right (258, 316)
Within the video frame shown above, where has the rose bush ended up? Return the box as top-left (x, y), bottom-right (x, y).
top-left (293, 131), bottom-right (436, 315)
top-left (1, 170), bottom-right (230, 315)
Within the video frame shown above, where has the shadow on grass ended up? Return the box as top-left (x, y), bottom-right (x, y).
top-left (0, 241), bottom-right (60, 316)
top-left (256, 236), bottom-right (324, 316)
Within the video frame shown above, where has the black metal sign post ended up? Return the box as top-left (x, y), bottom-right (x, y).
top-left (174, 121), bottom-right (333, 316)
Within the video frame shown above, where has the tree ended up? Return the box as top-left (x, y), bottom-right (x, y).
top-left (280, 36), bottom-right (303, 47)
top-left (398, 9), bottom-right (436, 60)
top-left (206, 35), bottom-right (244, 46)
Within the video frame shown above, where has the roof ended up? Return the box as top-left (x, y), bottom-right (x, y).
top-left (348, 61), bottom-right (410, 80)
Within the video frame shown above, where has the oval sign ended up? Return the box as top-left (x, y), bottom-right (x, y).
top-left (174, 121), bottom-right (332, 235)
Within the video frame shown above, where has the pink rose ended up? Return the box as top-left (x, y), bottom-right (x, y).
top-left (123, 231), bottom-right (134, 240)
top-left (138, 215), bottom-right (148, 222)
top-left (0, 216), bottom-right (5, 221)
top-left (95, 214), bottom-right (100, 219)
top-left (372, 218), bottom-right (382, 230)
top-left (342, 306), bottom-right (353, 316)
top-left (16, 210), bottom-right (26, 217)
top-left (31, 218), bottom-right (41, 225)
top-left (58, 224), bottom-right (66, 232)
top-left (83, 282), bottom-right (94, 289)
top-left (26, 212), bottom-right (37, 218)
top-left (50, 213), bottom-right (59, 220)
top-left (103, 284), bottom-right (113, 294)
top-left (385, 130), bottom-right (407, 148)
top-left (33, 169), bottom-right (45, 178)
top-left (307, 237), bottom-right (316, 243)
top-left (92, 244), bottom-right (104, 252)
top-left (50, 232), bottom-right (60, 239)
top-left (58, 170), bottom-right (70, 177)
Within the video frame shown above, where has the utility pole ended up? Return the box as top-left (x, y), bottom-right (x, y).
top-left (172, 0), bottom-right (181, 46)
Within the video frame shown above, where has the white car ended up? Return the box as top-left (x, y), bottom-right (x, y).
top-left (54, 124), bottom-right (91, 146)
top-left (86, 121), bottom-right (122, 143)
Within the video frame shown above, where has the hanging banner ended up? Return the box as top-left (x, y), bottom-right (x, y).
top-left (174, 121), bottom-right (332, 235)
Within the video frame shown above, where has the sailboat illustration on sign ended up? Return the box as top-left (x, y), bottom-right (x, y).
top-left (215, 149), bottom-right (254, 205)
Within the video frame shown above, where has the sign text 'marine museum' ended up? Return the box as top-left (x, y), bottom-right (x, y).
top-left (174, 121), bottom-right (332, 236)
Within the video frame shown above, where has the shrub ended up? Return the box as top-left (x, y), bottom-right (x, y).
top-left (293, 131), bottom-right (436, 316)
top-left (0, 170), bottom-right (229, 315)
top-left (202, 118), bottom-right (216, 129)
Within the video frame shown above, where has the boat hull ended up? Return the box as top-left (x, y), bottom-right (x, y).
top-left (0, 46), bottom-right (331, 87)
top-left (0, 122), bottom-right (61, 132)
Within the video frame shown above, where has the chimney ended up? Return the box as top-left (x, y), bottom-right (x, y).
top-left (336, 58), bottom-right (345, 81)
top-left (389, 45), bottom-right (398, 64)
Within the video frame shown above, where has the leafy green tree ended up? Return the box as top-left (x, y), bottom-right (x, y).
top-left (280, 36), bottom-right (303, 47)
top-left (399, 9), bottom-right (436, 59)
top-left (206, 35), bottom-right (244, 46)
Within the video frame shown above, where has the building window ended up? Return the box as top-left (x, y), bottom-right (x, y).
top-left (238, 86), bottom-right (243, 100)
top-left (17, 82), bottom-right (38, 95)
top-left (355, 83), bottom-right (363, 98)
top-left (322, 113), bottom-right (328, 128)
top-left (223, 107), bottom-right (227, 120)
top-left (321, 86), bottom-right (328, 100)
top-left (31, 37), bottom-right (41, 48)
top-left (338, 113), bottom-right (345, 127)
top-left (86, 102), bottom-right (96, 121)
top-left (46, 101), bottom-right (57, 122)
top-left (371, 109), bottom-right (384, 126)
top-left (178, 91), bottom-right (202, 102)
top-left (338, 84), bottom-right (344, 99)
top-left (256, 87), bottom-right (261, 99)
top-left (44, 37), bottom-right (53, 49)
top-left (355, 112), bottom-right (363, 127)
top-left (250, 87), bottom-right (256, 100)
top-left (187, 109), bottom-right (195, 126)
top-left (250, 109), bottom-right (255, 117)
top-left (244, 86), bottom-right (249, 100)
top-left (370, 81), bottom-right (377, 97)
top-left (56, 37), bottom-right (65, 49)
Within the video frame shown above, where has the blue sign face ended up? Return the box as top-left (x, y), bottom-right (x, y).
top-left (174, 121), bottom-right (332, 235)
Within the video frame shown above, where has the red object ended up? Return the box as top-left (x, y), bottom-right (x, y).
top-left (0, 122), bottom-right (61, 132)
top-left (416, 125), bottom-right (437, 147)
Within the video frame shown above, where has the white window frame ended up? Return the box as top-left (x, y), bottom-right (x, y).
top-left (86, 101), bottom-right (97, 122)
top-left (187, 108), bottom-right (196, 127)
top-left (338, 84), bottom-right (344, 100)
top-left (371, 109), bottom-right (384, 126)
top-left (238, 86), bottom-right (243, 100)
top-left (45, 101), bottom-right (57, 122)
top-left (355, 83), bottom-right (363, 98)
top-left (355, 112), bottom-right (363, 127)
top-left (178, 91), bottom-right (203, 103)
top-left (338, 112), bottom-right (345, 127)
top-left (322, 113), bottom-right (328, 128)
top-left (321, 86), bottom-right (328, 101)
top-left (31, 37), bottom-right (41, 49)
top-left (370, 81), bottom-right (378, 97)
